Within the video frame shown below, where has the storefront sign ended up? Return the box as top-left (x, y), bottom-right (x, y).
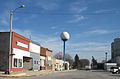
top-left (17, 41), bottom-right (28, 48)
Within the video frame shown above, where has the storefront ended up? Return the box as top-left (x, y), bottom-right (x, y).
top-left (30, 41), bottom-right (40, 71)
top-left (40, 56), bottom-right (46, 70)
top-left (51, 58), bottom-right (56, 71)
top-left (46, 49), bottom-right (52, 70)
top-left (56, 59), bottom-right (64, 71)
top-left (11, 32), bottom-right (31, 72)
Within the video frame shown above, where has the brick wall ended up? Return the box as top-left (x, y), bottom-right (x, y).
top-left (40, 47), bottom-right (46, 56)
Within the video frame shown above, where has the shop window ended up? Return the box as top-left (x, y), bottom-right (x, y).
top-left (19, 59), bottom-right (22, 67)
top-left (37, 61), bottom-right (38, 64)
top-left (13, 58), bottom-right (22, 67)
top-left (59, 65), bottom-right (61, 68)
top-left (34, 60), bottom-right (36, 64)
top-left (14, 58), bottom-right (17, 67)
top-left (48, 61), bottom-right (51, 67)
top-left (41, 60), bottom-right (44, 67)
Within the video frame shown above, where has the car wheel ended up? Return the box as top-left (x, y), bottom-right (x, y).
top-left (112, 72), bottom-right (115, 74)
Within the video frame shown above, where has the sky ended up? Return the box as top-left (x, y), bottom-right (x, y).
top-left (0, 0), bottom-right (120, 62)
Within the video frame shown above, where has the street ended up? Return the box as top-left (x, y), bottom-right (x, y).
top-left (0, 70), bottom-right (120, 79)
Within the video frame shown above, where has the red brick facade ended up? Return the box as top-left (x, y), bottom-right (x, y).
top-left (11, 32), bottom-right (30, 72)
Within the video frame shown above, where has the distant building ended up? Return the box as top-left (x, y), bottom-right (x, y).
top-left (51, 58), bottom-right (56, 71)
top-left (40, 47), bottom-right (46, 70)
top-left (46, 48), bottom-right (52, 70)
top-left (56, 59), bottom-right (64, 71)
top-left (55, 59), bottom-right (69, 71)
top-left (111, 37), bottom-right (120, 63)
top-left (40, 47), bottom-right (52, 70)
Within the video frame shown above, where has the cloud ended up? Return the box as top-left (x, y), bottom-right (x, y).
top-left (67, 41), bottom-right (110, 61)
top-left (75, 29), bottom-right (112, 38)
top-left (0, 10), bottom-right (9, 26)
top-left (68, 15), bottom-right (85, 23)
top-left (36, 0), bottom-right (59, 10)
top-left (71, 6), bottom-right (87, 13)
top-left (50, 26), bottom-right (57, 30)
top-left (68, 1), bottom-right (87, 23)
top-left (68, 42), bottom-right (110, 51)
top-left (95, 9), bottom-right (113, 13)
top-left (87, 29), bottom-right (110, 34)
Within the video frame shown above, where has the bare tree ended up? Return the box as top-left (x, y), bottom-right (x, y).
top-left (54, 52), bottom-right (63, 60)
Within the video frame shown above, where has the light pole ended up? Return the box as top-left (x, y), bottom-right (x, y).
top-left (105, 52), bottom-right (108, 63)
top-left (60, 32), bottom-right (70, 70)
top-left (7, 5), bottom-right (24, 74)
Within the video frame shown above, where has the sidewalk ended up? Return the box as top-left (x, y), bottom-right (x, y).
top-left (0, 70), bottom-right (76, 77)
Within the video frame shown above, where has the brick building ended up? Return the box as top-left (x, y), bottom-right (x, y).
top-left (0, 32), bottom-right (32, 72)
top-left (46, 48), bottom-right (52, 70)
top-left (40, 47), bottom-right (46, 70)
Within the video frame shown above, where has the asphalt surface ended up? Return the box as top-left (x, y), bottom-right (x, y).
top-left (0, 70), bottom-right (120, 79)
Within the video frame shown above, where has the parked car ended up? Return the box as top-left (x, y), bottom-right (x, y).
top-left (85, 66), bottom-right (91, 70)
top-left (110, 67), bottom-right (120, 74)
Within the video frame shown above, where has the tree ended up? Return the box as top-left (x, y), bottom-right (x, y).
top-left (65, 53), bottom-right (74, 66)
top-left (54, 52), bottom-right (62, 60)
top-left (73, 54), bottom-right (79, 69)
top-left (91, 56), bottom-right (97, 66)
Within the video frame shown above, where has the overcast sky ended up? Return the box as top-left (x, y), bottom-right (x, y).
top-left (0, 0), bottom-right (120, 62)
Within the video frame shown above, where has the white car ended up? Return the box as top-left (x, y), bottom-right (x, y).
top-left (110, 67), bottom-right (120, 74)
top-left (85, 66), bottom-right (91, 70)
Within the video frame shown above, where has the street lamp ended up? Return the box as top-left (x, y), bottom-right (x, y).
top-left (105, 52), bottom-right (108, 63)
top-left (60, 32), bottom-right (70, 70)
top-left (7, 5), bottom-right (24, 74)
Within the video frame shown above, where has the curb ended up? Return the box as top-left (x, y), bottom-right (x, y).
top-left (0, 73), bottom-right (26, 77)
top-left (0, 70), bottom-right (76, 77)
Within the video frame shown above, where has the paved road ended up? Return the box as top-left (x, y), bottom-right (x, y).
top-left (1, 70), bottom-right (120, 79)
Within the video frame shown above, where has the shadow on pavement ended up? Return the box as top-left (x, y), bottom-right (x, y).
top-left (109, 74), bottom-right (120, 77)
top-left (91, 70), bottom-right (106, 72)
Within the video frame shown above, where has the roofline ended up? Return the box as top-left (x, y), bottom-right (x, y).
top-left (31, 40), bottom-right (41, 46)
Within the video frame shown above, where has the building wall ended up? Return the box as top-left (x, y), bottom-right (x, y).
top-left (11, 32), bottom-right (30, 72)
top-left (0, 32), bottom-right (10, 71)
top-left (30, 42), bottom-right (40, 54)
top-left (51, 58), bottom-right (56, 71)
top-left (111, 37), bottom-right (120, 63)
top-left (111, 42), bottom-right (115, 62)
top-left (56, 59), bottom-right (64, 71)
top-left (30, 53), bottom-right (40, 70)
top-left (40, 47), bottom-right (46, 70)
top-left (46, 49), bottom-right (52, 70)
top-left (40, 47), bottom-right (46, 56)
top-left (65, 61), bottom-right (69, 70)
top-left (30, 42), bottom-right (40, 71)
top-left (40, 56), bottom-right (46, 70)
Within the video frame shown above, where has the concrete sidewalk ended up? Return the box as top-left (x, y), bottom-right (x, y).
top-left (0, 70), bottom-right (76, 77)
